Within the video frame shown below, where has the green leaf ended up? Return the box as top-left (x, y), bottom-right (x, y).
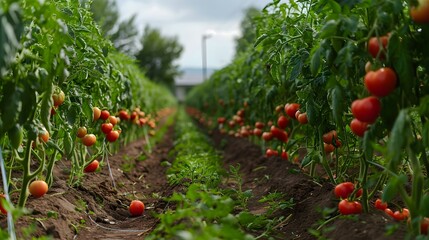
top-left (319, 20), bottom-right (338, 39)
top-left (0, 82), bottom-right (22, 132)
top-left (419, 195), bottom-right (429, 217)
top-left (310, 47), bottom-right (321, 76)
top-left (331, 85), bottom-right (344, 126)
top-left (382, 174), bottom-right (407, 203)
top-left (40, 84), bottom-right (53, 133)
top-left (254, 33), bottom-right (268, 48)
top-left (386, 110), bottom-right (411, 172)
top-left (63, 132), bottom-right (73, 158)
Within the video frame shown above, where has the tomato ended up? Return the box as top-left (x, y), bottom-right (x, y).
top-left (350, 118), bottom-right (368, 137)
top-left (82, 134), bottom-right (96, 147)
top-left (84, 160), bottom-right (99, 173)
top-left (351, 96), bottom-right (381, 124)
top-left (262, 132), bottom-right (273, 141)
top-left (368, 36), bottom-right (389, 59)
top-left (324, 143), bottom-right (335, 153)
top-left (100, 110), bottom-right (110, 120)
top-left (364, 67), bottom-right (397, 97)
top-left (118, 110), bottom-right (130, 121)
top-left (237, 109), bottom-right (245, 118)
top-left (275, 105), bottom-right (283, 113)
top-left (255, 122), bottom-right (265, 129)
top-left (322, 130), bottom-right (338, 144)
top-left (402, 208), bottom-right (410, 218)
top-left (266, 148), bottom-right (278, 157)
top-left (108, 116), bottom-right (118, 125)
top-left (384, 208), bottom-right (394, 217)
top-left (392, 210), bottom-right (407, 221)
top-left (39, 129), bottom-right (50, 143)
top-left (374, 199), bottom-right (388, 210)
top-left (106, 130), bottom-right (120, 142)
top-left (76, 127), bottom-right (87, 138)
top-left (52, 89), bottom-right (65, 107)
top-left (410, 0), bottom-right (429, 24)
top-left (101, 123), bottom-right (113, 134)
top-left (277, 115), bottom-right (289, 129)
top-left (284, 103), bottom-right (300, 119)
top-left (29, 180), bottom-right (48, 198)
top-left (365, 61), bottom-right (372, 73)
top-left (0, 194), bottom-right (7, 214)
top-left (253, 128), bottom-right (262, 137)
top-left (355, 188), bottom-right (363, 198)
top-left (8, 124), bottom-right (23, 149)
top-left (421, 217), bottom-right (429, 235)
top-left (270, 126), bottom-right (288, 143)
top-left (129, 200), bottom-right (145, 217)
top-left (297, 113), bottom-right (308, 124)
top-left (281, 150), bottom-right (288, 160)
top-left (338, 199), bottom-right (362, 215)
top-left (130, 111), bottom-right (138, 120)
top-left (93, 107), bottom-right (101, 121)
top-left (217, 117), bottom-right (226, 124)
top-left (334, 182), bottom-right (355, 199)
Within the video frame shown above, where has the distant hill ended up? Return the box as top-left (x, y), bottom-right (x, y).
top-left (175, 67), bottom-right (216, 86)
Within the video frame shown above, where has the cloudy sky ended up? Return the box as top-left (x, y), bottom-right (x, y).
top-left (116, 0), bottom-right (274, 69)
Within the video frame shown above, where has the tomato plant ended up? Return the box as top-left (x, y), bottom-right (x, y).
top-left (29, 180), bottom-right (48, 198)
top-left (129, 200), bottom-right (145, 217)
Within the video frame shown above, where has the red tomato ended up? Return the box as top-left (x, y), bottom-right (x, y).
top-left (350, 118), bottom-right (368, 137)
top-left (410, 0), bottom-right (429, 24)
top-left (334, 182), bottom-right (355, 199)
top-left (338, 199), bottom-right (362, 215)
top-left (355, 188), bottom-right (363, 198)
top-left (108, 116), bottom-right (118, 125)
top-left (351, 96), bottom-right (381, 124)
top-left (253, 128), bottom-right (262, 137)
top-left (281, 150), bottom-right (288, 160)
top-left (322, 130), bottom-right (338, 144)
top-left (270, 126), bottom-right (288, 143)
top-left (385, 208), bottom-right (394, 217)
top-left (77, 127), bottom-right (87, 138)
top-left (100, 110), bottom-right (110, 120)
top-left (368, 36), bottom-right (389, 59)
top-left (93, 107), bottom-right (101, 121)
top-left (297, 113), bottom-right (308, 124)
top-left (364, 68), bottom-right (397, 97)
top-left (101, 123), bottom-right (113, 134)
top-left (262, 132), bottom-right (273, 141)
top-left (118, 110), bottom-right (130, 121)
top-left (284, 103), bottom-right (300, 119)
top-left (266, 148), bottom-right (278, 157)
top-left (106, 130), bottom-right (120, 142)
top-left (29, 180), bottom-right (48, 198)
top-left (84, 160), bottom-right (99, 173)
top-left (39, 129), bottom-right (50, 143)
top-left (129, 200), bottom-right (145, 217)
top-left (374, 199), bottom-right (388, 210)
top-left (217, 117), bottom-right (226, 124)
top-left (421, 217), bottom-right (429, 235)
top-left (277, 116), bottom-right (289, 129)
top-left (255, 122), bottom-right (265, 129)
top-left (82, 134), bottom-right (96, 147)
top-left (392, 210), bottom-right (407, 221)
top-left (0, 194), bottom-right (7, 214)
top-left (324, 143), bottom-right (335, 153)
top-left (237, 109), bottom-right (245, 118)
top-left (52, 90), bottom-right (65, 107)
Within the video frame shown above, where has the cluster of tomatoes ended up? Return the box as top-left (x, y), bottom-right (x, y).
top-left (350, 34), bottom-right (397, 137)
top-left (334, 182), bottom-right (363, 215)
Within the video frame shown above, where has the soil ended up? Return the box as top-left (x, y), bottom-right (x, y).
top-left (1, 123), bottom-right (409, 240)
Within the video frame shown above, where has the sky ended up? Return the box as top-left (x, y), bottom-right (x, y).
top-left (116, 0), bottom-right (274, 70)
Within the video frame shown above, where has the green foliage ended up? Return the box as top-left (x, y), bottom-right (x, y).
top-left (135, 25), bottom-right (184, 92)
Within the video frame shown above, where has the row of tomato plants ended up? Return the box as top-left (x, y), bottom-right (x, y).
top-left (186, 0), bottom-right (429, 237)
top-left (148, 108), bottom-right (288, 239)
top-left (0, 0), bottom-right (176, 230)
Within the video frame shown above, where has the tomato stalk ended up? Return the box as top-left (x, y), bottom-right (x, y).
top-left (318, 128), bottom-right (335, 184)
top-left (17, 139), bottom-right (45, 207)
